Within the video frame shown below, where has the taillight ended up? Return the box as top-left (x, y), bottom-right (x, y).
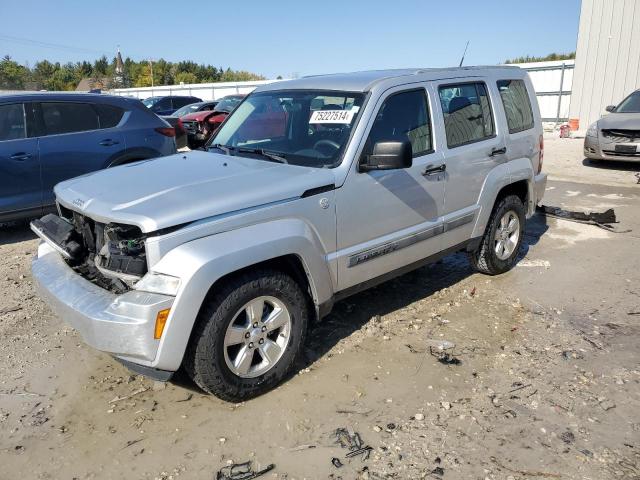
top-left (155, 127), bottom-right (176, 137)
top-left (176, 118), bottom-right (185, 134)
top-left (537, 135), bottom-right (544, 174)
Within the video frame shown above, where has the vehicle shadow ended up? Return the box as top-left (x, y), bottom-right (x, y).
top-left (0, 221), bottom-right (37, 246)
top-left (582, 158), bottom-right (640, 172)
top-left (172, 214), bottom-right (550, 397)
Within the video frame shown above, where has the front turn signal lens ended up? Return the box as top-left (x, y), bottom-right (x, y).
top-left (154, 309), bottom-right (171, 339)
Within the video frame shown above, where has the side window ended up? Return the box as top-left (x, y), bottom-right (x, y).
top-left (154, 98), bottom-right (171, 111)
top-left (94, 104), bottom-right (125, 129)
top-left (0, 103), bottom-right (26, 141)
top-left (366, 89), bottom-right (432, 157)
top-left (497, 79), bottom-right (534, 133)
top-left (40, 102), bottom-right (99, 135)
top-left (438, 82), bottom-right (495, 148)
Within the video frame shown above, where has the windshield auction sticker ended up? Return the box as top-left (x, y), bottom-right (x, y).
top-left (309, 110), bottom-right (356, 124)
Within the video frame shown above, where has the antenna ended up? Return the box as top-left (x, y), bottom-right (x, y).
top-left (459, 40), bottom-right (470, 67)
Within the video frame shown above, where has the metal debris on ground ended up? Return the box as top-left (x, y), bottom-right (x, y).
top-left (215, 461), bottom-right (275, 480)
top-left (334, 427), bottom-right (373, 461)
top-left (427, 340), bottom-right (461, 365)
top-left (331, 457), bottom-right (343, 468)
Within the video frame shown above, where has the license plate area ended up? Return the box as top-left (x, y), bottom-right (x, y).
top-left (615, 144), bottom-right (638, 154)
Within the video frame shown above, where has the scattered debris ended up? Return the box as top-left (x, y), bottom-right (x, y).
top-left (176, 393), bottom-right (194, 402)
top-left (428, 340), bottom-right (461, 365)
top-left (216, 461), bottom-right (275, 480)
top-left (517, 259), bottom-right (551, 268)
top-left (334, 428), bottom-right (372, 461)
top-left (331, 458), bottom-right (343, 468)
top-left (109, 387), bottom-right (148, 404)
top-left (0, 305), bottom-right (21, 316)
top-left (290, 444), bottom-right (316, 452)
top-left (121, 438), bottom-right (144, 450)
top-left (560, 431), bottom-right (575, 444)
top-left (490, 456), bottom-right (561, 478)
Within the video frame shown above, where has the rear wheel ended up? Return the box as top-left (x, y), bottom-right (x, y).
top-left (184, 269), bottom-right (309, 402)
top-left (468, 194), bottom-right (525, 275)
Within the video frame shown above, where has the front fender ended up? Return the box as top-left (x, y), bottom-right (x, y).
top-left (148, 218), bottom-right (333, 371)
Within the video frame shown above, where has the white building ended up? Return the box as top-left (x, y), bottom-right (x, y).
top-left (569, 0), bottom-right (640, 131)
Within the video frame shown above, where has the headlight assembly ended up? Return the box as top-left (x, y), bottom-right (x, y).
top-left (134, 273), bottom-right (181, 296)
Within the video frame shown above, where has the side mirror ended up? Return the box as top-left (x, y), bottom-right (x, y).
top-left (360, 140), bottom-right (412, 172)
top-left (605, 105), bottom-right (616, 113)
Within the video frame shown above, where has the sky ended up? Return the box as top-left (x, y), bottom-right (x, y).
top-left (0, 0), bottom-right (581, 79)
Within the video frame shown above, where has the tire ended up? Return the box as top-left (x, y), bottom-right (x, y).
top-left (468, 194), bottom-right (525, 275)
top-left (184, 269), bottom-right (309, 402)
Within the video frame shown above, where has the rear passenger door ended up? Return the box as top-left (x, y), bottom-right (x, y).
top-left (496, 79), bottom-right (539, 179)
top-left (434, 80), bottom-right (507, 246)
top-left (36, 101), bottom-right (125, 207)
top-left (0, 102), bottom-right (42, 219)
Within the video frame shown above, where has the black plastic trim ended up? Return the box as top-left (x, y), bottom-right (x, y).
top-left (114, 357), bottom-right (174, 382)
top-left (301, 184), bottom-right (336, 198)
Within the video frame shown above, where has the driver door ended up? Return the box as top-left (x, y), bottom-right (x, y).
top-left (335, 86), bottom-right (446, 291)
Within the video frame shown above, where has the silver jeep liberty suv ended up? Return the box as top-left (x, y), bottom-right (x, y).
top-left (31, 67), bottom-right (546, 401)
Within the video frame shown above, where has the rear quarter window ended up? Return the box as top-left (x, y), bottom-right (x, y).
top-left (497, 79), bottom-right (534, 134)
top-left (94, 103), bottom-right (125, 128)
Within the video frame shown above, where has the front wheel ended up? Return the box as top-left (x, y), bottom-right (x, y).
top-left (468, 194), bottom-right (525, 275)
top-left (184, 269), bottom-right (309, 402)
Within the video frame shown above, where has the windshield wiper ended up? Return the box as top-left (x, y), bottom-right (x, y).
top-left (238, 148), bottom-right (288, 164)
top-left (208, 143), bottom-right (234, 155)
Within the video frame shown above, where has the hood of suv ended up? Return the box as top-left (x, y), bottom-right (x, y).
top-left (55, 150), bottom-right (335, 233)
top-left (598, 112), bottom-right (640, 130)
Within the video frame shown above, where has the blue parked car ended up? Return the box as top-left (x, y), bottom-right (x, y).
top-left (141, 95), bottom-right (203, 116)
top-left (0, 93), bottom-right (177, 223)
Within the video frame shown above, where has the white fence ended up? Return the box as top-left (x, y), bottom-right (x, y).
top-left (107, 61), bottom-right (574, 122)
top-left (109, 80), bottom-right (282, 101)
top-left (515, 60), bottom-right (574, 122)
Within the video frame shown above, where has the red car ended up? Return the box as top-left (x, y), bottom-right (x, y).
top-left (181, 94), bottom-right (245, 148)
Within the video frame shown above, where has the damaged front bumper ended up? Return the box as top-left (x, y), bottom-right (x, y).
top-left (584, 134), bottom-right (640, 162)
top-left (32, 242), bottom-right (175, 368)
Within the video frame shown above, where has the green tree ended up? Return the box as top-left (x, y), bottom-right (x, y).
top-left (175, 71), bottom-right (197, 84)
top-left (0, 55), bottom-right (28, 89)
top-left (505, 52), bottom-right (575, 64)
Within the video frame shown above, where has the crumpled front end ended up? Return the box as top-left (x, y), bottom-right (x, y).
top-left (32, 242), bottom-right (174, 364)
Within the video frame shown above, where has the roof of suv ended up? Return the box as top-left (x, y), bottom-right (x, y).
top-left (0, 92), bottom-right (139, 105)
top-left (255, 66), bottom-right (524, 93)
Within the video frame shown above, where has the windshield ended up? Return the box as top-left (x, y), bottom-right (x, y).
top-left (209, 90), bottom-right (365, 168)
top-left (173, 103), bottom-right (202, 117)
top-left (214, 96), bottom-right (244, 113)
top-left (142, 97), bottom-right (159, 108)
top-left (616, 91), bottom-right (640, 113)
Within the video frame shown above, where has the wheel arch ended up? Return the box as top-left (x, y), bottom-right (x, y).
top-left (148, 219), bottom-right (333, 371)
top-left (471, 159), bottom-right (534, 238)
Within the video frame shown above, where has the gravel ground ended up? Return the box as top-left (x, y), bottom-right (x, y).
top-left (1, 139), bottom-right (638, 479)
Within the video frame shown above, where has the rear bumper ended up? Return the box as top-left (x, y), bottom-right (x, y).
top-left (32, 242), bottom-right (174, 365)
top-left (584, 135), bottom-right (640, 162)
top-left (532, 172), bottom-right (547, 215)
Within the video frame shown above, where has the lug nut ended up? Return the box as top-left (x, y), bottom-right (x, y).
top-left (253, 322), bottom-right (259, 328)
top-left (259, 338), bottom-right (264, 345)
top-left (261, 326), bottom-right (267, 332)
top-left (248, 342), bottom-right (254, 348)
top-left (244, 332), bottom-right (250, 339)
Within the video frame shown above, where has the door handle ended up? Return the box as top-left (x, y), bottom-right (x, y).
top-left (489, 147), bottom-right (507, 157)
top-left (99, 139), bottom-right (119, 146)
top-left (422, 164), bottom-right (446, 176)
top-left (9, 152), bottom-right (32, 161)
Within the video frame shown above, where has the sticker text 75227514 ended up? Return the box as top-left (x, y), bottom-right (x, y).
top-left (309, 110), bottom-right (356, 124)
